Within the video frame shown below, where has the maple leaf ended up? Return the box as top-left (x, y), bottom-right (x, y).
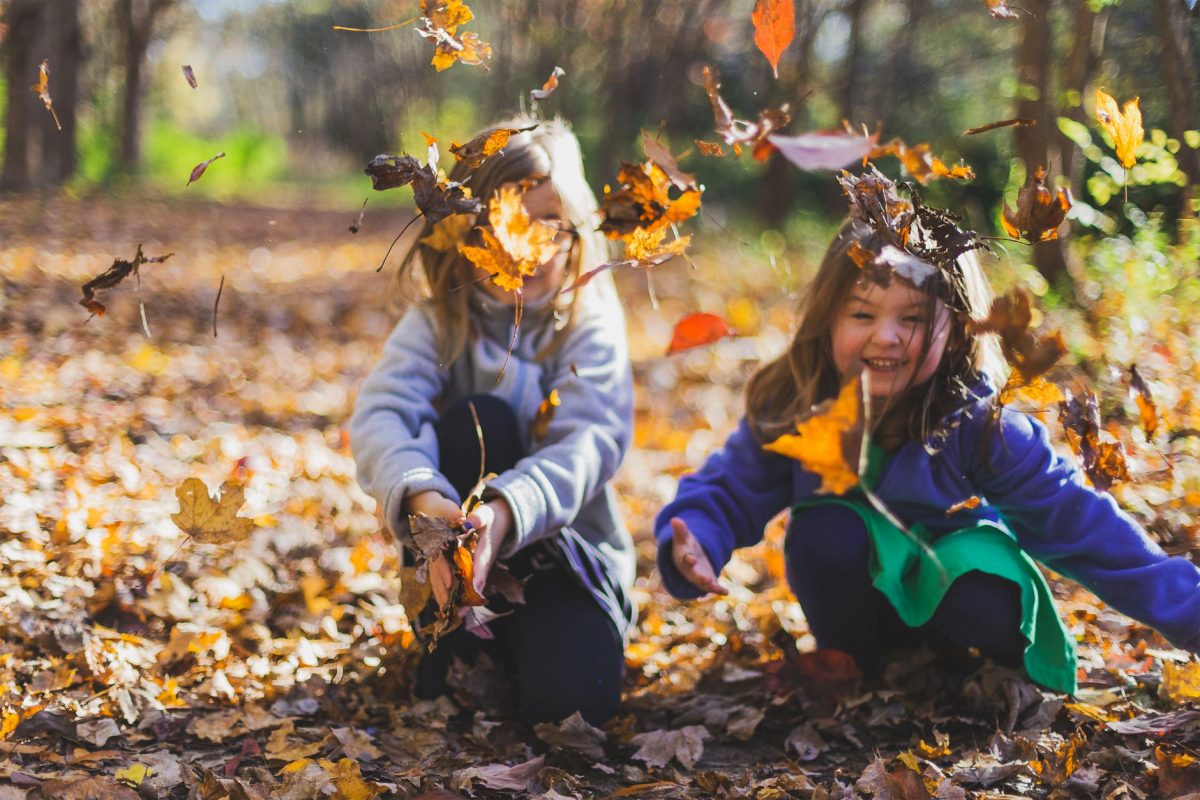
top-left (449, 127), bottom-right (521, 170)
top-left (969, 289), bottom-right (1066, 381)
top-left (420, 213), bottom-right (475, 252)
top-left (531, 66), bottom-right (565, 101)
top-left (764, 374), bottom-right (865, 495)
top-left (530, 388), bottom-right (561, 442)
top-left (182, 64), bottom-right (198, 89)
top-left (630, 726), bottom-right (709, 770)
top-left (666, 311), bottom-right (732, 355)
top-left (1095, 88), bottom-right (1143, 169)
top-left (600, 161), bottom-right (701, 238)
top-left (1000, 371), bottom-right (1065, 407)
top-left (30, 59), bottom-right (62, 131)
top-left (702, 66), bottom-right (792, 161)
top-left (768, 128), bottom-right (879, 172)
top-left (752, 0), bottom-right (795, 78)
top-left (1058, 389), bottom-right (1130, 492)
top-left (869, 138), bottom-right (974, 183)
top-left (417, 0), bottom-right (492, 72)
top-left (1001, 167), bottom-right (1072, 243)
top-left (1129, 364), bottom-right (1158, 440)
top-left (365, 153), bottom-right (481, 225)
top-left (171, 477), bottom-right (255, 545)
top-left (409, 513), bottom-right (458, 561)
top-left (79, 244), bottom-right (173, 316)
top-left (458, 185), bottom-right (559, 292)
top-left (562, 227), bottom-right (691, 292)
top-left (186, 152), bottom-right (226, 187)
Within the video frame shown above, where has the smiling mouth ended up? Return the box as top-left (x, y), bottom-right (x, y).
top-left (863, 357), bottom-right (906, 372)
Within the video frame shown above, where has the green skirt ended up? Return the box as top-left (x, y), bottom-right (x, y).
top-left (790, 494), bottom-right (1078, 695)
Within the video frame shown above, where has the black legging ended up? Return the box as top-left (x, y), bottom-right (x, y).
top-left (413, 394), bottom-right (624, 726)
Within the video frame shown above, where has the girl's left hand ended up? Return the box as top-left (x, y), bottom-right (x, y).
top-left (465, 499), bottom-right (514, 597)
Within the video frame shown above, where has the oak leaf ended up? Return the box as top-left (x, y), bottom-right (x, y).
top-left (171, 477), bottom-right (255, 545)
top-left (1002, 167), bottom-right (1072, 242)
top-left (667, 312), bottom-right (733, 355)
top-left (764, 375), bottom-right (864, 495)
top-left (752, 0), bottom-right (795, 78)
top-left (458, 185), bottom-right (559, 292)
top-left (1095, 89), bottom-right (1143, 169)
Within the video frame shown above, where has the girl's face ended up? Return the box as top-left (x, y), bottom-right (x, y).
top-left (831, 279), bottom-right (950, 399)
top-left (477, 180), bottom-right (575, 305)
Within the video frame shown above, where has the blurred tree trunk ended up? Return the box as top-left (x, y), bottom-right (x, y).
top-left (837, 0), bottom-right (870, 122)
top-left (876, 0), bottom-right (926, 128)
top-left (1055, 2), bottom-right (1106, 198)
top-left (0, 0), bottom-right (81, 192)
top-left (117, 0), bottom-right (174, 173)
top-left (1153, 0), bottom-right (1200, 198)
top-left (1013, 0), bottom-right (1075, 303)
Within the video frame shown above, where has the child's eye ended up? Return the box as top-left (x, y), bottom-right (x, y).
top-left (851, 312), bottom-right (873, 320)
top-left (903, 315), bottom-right (928, 325)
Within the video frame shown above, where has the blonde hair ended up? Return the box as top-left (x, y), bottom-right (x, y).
top-left (745, 220), bottom-right (1006, 450)
top-left (390, 116), bottom-right (609, 365)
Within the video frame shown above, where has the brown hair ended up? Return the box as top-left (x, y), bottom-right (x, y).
top-left (389, 116), bottom-right (609, 365)
top-left (744, 220), bottom-right (1006, 451)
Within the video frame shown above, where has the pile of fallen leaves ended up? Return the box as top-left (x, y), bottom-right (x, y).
top-left (1, 194), bottom-right (1199, 800)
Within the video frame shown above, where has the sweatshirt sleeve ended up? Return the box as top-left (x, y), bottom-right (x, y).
top-left (654, 420), bottom-right (798, 599)
top-left (486, 289), bottom-right (634, 556)
top-left (349, 308), bottom-right (457, 539)
top-left (969, 407), bottom-right (1200, 654)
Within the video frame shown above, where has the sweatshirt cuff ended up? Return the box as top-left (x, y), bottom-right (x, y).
top-left (383, 468), bottom-right (460, 538)
top-left (486, 471), bottom-right (546, 558)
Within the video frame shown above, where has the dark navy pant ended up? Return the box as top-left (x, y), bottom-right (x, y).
top-left (785, 504), bottom-right (1028, 671)
top-left (413, 395), bottom-right (624, 726)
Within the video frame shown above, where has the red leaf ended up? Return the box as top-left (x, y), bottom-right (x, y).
top-left (667, 313), bottom-right (734, 355)
top-left (751, 0), bottom-right (795, 79)
top-left (187, 152), bottom-right (226, 187)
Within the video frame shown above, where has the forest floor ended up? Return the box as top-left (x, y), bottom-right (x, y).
top-left (0, 193), bottom-right (1198, 800)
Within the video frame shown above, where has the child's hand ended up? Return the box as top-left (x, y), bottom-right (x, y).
top-left (465, 499), bottom-right (513, 597)
top-left (405, 490), bottom-right (462, 608)
top-left (670, 518), bottom-right (728, 596)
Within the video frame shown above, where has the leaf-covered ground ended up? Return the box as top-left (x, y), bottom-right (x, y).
top-left (1, 194), bottom-right (1199, 800)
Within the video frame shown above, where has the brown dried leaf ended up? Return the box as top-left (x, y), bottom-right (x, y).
top-left (182, 64), bottom-right (198, 89)
top-left (79, 244), bottom-right (173, 316)
top-left (449, 127), bottom-right (521, 170)
top-left (701, 65), bottom-right (791, 161)
top-left (171, 477), bottom-right (255, 545)
top-left (30, 59), bottom-right (62, 130)
top-left (1002, 167), bottom-right (1072, 243)
top-left (1129, 364), bottom-right (1158, 441)
top-left (186, 152), bottom-right (226, 187)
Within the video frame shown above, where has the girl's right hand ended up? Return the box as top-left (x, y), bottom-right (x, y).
top-left (670, 518), bottom-right (728, 596)
top-left (405, 490), bottom-right (463, 609)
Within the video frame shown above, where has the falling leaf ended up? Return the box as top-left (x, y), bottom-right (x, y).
top-left (171, 477), bottom-right (255, 545)
top-left (764, 374), bottom-right (864, 495)
top-left (186, 152), bottom-right (226, 187)
top-left (600, 160), bottom-right (702, 238)
top-left (1001, 167), bottom-right (1072, 242)
top-left (752, 0), bottom-right (795, 78)
top-left (531, 66), bottom-right (565, 101)
top-left (420, 214), bottom-right (475, 251)
top-left (945, 496), bottom-right (982, 515)
top-left (417, 0), bottom-right (492, 72)
top-left (530, 388), bottom-right (561, 442)
top-left (702, 66), bottom-right (792, 160)
top-left (365, 153), bottom-right (482, 225)
top-left (1095, 89), bottom-right (1144, 169)
top-left (969, 289), bottom-right (1067, 382)
top-left (30, 59), bottom-right (62, 130)
top-left (349, 198), bottom-right (368, 234)
top-left (694, 140), bottom-right (726, 157)
top-left (459, 185), bottom-right (559, 292)
top-left (964, 117), bottom-right (1035, 135)
top-left (1058, 389), bottom-right (1130, 492)
top-left (667, 312), bottom-right (734, 355)
top-left (1000, 372), bottom-right (1065, 407)
top-left (79, 244), bottom-right (173, 316)
top-left (449, 128), bottom-right (519, 169)
top-left (182, 64), bottom-right (198, 89)
top-left (768, 128), bottom-right (879, 171)
top-left (985, 0), bottom-right (1020, 19)
top-left (869, 138), bottom-right (974, 183)
top-left (642, 135), bottom-right (698, 191)
top-left (630, 726), bottom-right (709, 770)
top-left (1129, 364), bottom-right (1158, 440)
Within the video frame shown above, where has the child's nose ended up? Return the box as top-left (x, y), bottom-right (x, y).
top-left (871, 320), bottom-right (904, 345)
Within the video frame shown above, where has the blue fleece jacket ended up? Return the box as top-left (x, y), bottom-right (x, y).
top-left (655, 389), bottom-right (1200, 655)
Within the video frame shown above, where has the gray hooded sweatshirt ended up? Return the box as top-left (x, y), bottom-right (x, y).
top-left (349, 274), bottom-right (635, 634)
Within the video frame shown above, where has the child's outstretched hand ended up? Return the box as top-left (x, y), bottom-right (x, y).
top-left (405, 490), bottom-right (461, 608)
top-left (670, 517), bottom-right (728, 596)
top-left (464, 499), bottom-right (513, 598)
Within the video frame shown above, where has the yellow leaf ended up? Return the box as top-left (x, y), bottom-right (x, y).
top-left (420, 214), bottom-right (475, 252)
top-left (330, 757), bottom-right (385, 800)
top-left (624, 226), bottom-right (691, 262)
top-left (0, 356), bottom-right (21, 382)
top-left (763, 375), bottom-right (863, 495)
top-left (170, 477), bottom-right (255, 545)
top-left (1095, 89), bottom-right (1144, 169)
top-left (1163, 660), bottom-right (1200, 703)
top-left (116, 763), bottom-right (151, 786)
top-left (531, 389), bottom-right (561, 442)
top-left (459, 185), bottom-right (559, 292)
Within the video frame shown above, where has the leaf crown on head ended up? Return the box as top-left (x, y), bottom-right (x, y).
top-left (837, 165), bottom-right (987, 314)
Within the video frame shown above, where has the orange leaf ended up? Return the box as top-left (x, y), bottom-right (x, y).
top-left (945, 496), bottom-right (981, 515)
top-left (453, 546), bottom-right (487, 607)
top-left (1001, 167), bottom-right (1072, 243)
top-left (1129, 364), bottom-right (1158, 440)
top-left (763, 375), bottom-right (863, 495)
top-left (458, 185), bottom-right (559, 292)
top-left (868, 138), bottom-right (974, 184)
top-left (1095, 89), bottom-right (1143, 169)
top-left (666, 312), bottom-right (733, 355)
top-left (29, 59), bottom-right (61, 130)
top-left (751, 0), bottom-right (795, 79)
top-left (449, 127), bottom-right (519, 170)
top-left (530, 389), bottom-right (561, 442)
top-left (694, 140), bottom-right (726, 157)
top-left (531, 66), bottom-right (565, 101)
